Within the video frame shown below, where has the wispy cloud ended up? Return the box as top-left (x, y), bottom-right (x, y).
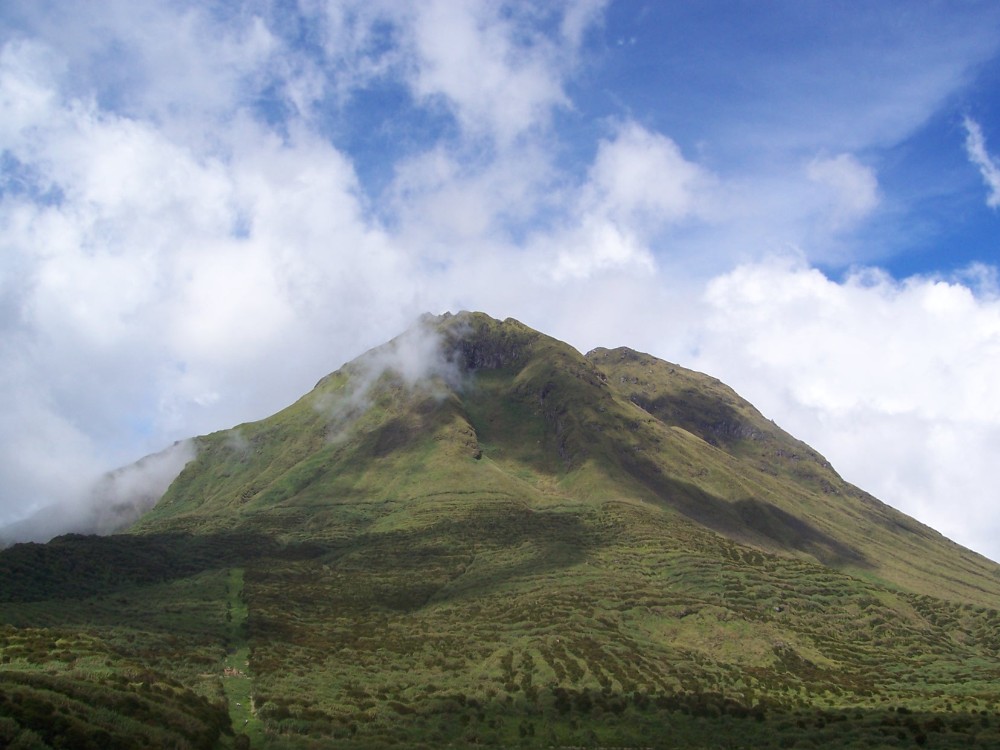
top-left (0, 440), bottom-right (195, 546)
top-left (806, 153), bottom-right (880, 228)
top-left (963, 116), bottom-right (1000, 208)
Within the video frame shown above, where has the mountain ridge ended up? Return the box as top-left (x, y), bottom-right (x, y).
top-left (132, 310), bottom-right (1000, 604)
top-left (3, 310), bottom-right (1000, 749)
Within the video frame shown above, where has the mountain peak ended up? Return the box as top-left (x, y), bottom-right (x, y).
top-left (129, 312), bottom-right (1000, 605)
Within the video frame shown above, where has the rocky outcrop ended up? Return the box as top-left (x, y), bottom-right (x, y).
top-left (442, 312), bottom-right (539, 372)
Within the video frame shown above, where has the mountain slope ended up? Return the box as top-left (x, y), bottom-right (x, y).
top-left (135, 311), bottom-right (1000, 604)
top-left (589, 346), bottom-right (1000, 603)
top-left (3, 311), bottom-right (1000, 749)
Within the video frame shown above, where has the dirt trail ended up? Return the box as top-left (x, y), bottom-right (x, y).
top-left (223, 567), bottom-right (263, 747)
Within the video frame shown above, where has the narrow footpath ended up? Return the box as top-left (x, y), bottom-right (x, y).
top-left (223, 567), bottom-right (264, 747)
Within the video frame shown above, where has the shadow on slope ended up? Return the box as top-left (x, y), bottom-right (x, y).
top-left (245, 503), bottom-right (598, 649)
top-left (0, 531), bottom-right (322, 604)
top-left (617, 445), bottom-right (869, 568)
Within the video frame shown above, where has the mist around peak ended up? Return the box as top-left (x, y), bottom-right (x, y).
top-left (0, 439), bottom-right (196, 547)
top-left (311, 313), bottom-right (475, 440)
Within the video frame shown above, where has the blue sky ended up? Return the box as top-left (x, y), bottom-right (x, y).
top-left (3, 0), bottom-right (1000, 560)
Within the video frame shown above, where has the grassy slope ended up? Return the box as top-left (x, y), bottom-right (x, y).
top-left (3, 312), bottom-right (1000, 748)
top-left (0, 540), bottom-right (236, 748)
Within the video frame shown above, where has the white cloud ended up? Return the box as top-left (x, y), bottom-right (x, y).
top-left (584, 122), bottom-right (709, 225)
top-left (314, 314), bottom-right (466, 442)
top-left (560, 0), bottom-right (608, 48)
top-left (0, 40), bottom-right (62, 139)
top-left (291, 0), bottom-right (405, 110)
top-left (0, 31), bottom-right (423, 530)
top-left (536, 121), bottom-right (710, 281)
top-left (5, 2), bottom-right (277, 129)
top-left (0, 358), bottom-right (102, 526)
top-left (384, 119), bottom-right (705, 285)
top-left (546, 217), bottom-right (653, 282)
top-left (0, 439), bottom-right (196, 545)
top-left (403, 0), bottom-right (578, 143)
top-left (963, 116), bottom-right (1000, 208)
top-left (274, 0), bottom-right (596, 141)
top-left (388, 140), bottom-right (556, 249)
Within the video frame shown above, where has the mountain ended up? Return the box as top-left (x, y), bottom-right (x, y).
top-left (2, 311), bottom-right (1000, 749)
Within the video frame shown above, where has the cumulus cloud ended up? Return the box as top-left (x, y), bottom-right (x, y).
top-left (0, 27), bottom-right (424, 535)
top-left (584, 122), bottom-right (710, 225)
top-left (388, 140), bottom-right (556, 249)
top-left (545, 217), bottom-right (653, 281)
top-left (404, 0), bottom-right (574, 143)
top-left (538, 121), bottom-right (711, 281)
top-left (963, 116), bottom-right (1000, 208)
top-left (290, 0), bottom-right (595, 144)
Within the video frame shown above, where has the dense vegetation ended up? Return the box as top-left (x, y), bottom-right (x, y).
top-left (3, 312), bottom-right (1000, 748)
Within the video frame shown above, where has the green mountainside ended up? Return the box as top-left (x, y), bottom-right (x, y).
top-left (2, 311), bottom-right (1000, 749)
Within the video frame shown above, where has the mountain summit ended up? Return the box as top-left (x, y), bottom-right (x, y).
top-left (3, 311), bottom-right (1000, 748)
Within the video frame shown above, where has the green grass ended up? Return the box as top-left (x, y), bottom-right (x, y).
top-left (205, 497), bottom-right (1000, 747)
top-left (222, 568), bottom-right (264, 748)
top-left (0, 622), bottom-right (233, 749)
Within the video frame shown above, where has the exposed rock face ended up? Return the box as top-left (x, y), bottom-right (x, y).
top-left (443, 313), bottom-right (539, 371)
